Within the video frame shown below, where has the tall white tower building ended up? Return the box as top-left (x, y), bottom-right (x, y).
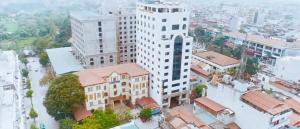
top-left (136, 1), bottom-right (193, 107)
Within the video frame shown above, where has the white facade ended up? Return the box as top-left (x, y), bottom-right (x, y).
top-left (136, 1), bottom-right (193, 107)
top-left (274, 56), bottom-right (300, 83)
top-left (116, 8), bottom-right (137, 63)
top-left (70, 11), bottom-right (118, 68)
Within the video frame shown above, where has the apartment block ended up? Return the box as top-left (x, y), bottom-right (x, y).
top-left (136, 1), bottom-right (193, 107)
top-left (75, 63), bottom-right (149, 111)
top-left (70, 11), bottom-right (118, 68)
top-left (116, 8), bottom-right (137, 64)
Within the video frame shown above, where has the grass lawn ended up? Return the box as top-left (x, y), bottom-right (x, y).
top-left (0, 37), bottom-right (37, 50)
top-left (5, 22), bottom-right (18, 33)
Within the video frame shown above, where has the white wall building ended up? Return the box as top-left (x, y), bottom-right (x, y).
top-left (136, 1), bottom-right (193, 107)
top-left (273, 56), bottom-right (300, 83)
top-left (70, 11), bottom-right (118, 68)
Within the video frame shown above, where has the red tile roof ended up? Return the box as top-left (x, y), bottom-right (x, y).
top-left (225, 122), bottom-right (241, 129)
top-left (289, 113), bottom-right (300, 127)
top-left (194, 97), bottom-right (226, 116)
top-left (284, 98), bottom-right (300, 114)
top-left (137, 97), bottom-right (158, 109)
top-left (191, 64), bottom-right (210, 78)
top-left (73, 105), bottom-right (92, 121)
top-left (75, 63), bottom-right (149, 87)
top-left (241, 91), bottom-right (291, 115)
top-left (169, 107), bottom-right (210, 129)
top-left (193, 51), bottom-right (240, 67)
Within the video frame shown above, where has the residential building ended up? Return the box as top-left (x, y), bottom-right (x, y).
top-left (75, 63), bottom-right (149, 111)
top-left (136, 1), bottom-right (193, 107)
top-left (116, 8), bottom-right (137, 64)
top-left (241, 90), bottom-right (292, 129)
top-left (166, 106), bottom-right (210, 129)
top-left (224, 32), bottom-right (300, 65)
top-left (192, 51), bottom-right (240, 74)
top-left (193, 97), bottom-right (236, 126)
top-left (273, 56), bottom-right (300, 83)
top-left (70, 11), bottom-right (118, 68)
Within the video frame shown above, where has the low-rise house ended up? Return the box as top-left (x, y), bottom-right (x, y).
top-left (167, 107), bottom-right (210, 129)
top-left (75, 63), bottom-right (149, 111)
top-left (191, 62), bottom-right (210, 85)
top-left (192, 51), bottom-right (240, 74)
top-left (241, 91), bottom-right (292, 129)
top-left (223, 32), bottom-right (300, 65)
top-left (73, 105), bottom-right (92, 122)
top-left (136, 97), bottom-right (160, 115)
top-left (194, 97), bottom-right (235, 125)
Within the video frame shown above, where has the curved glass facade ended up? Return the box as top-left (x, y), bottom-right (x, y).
top-left (172, 36), bottom-right (183, 81)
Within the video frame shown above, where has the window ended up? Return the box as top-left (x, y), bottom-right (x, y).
top-left (166, 45), bottom-right (170, 48)
top-left (172, 90), bottom-right (179, 93)
top-left (164, 73), bottom-right (168, 76)
top-left (183, 18), bottom-right (187, 21)
top-left (172, 25), bottom-right (179, 30)
top-left (172, 83), bottom-right (180, 87)
top-left (162, 26), bottom-right (166, 31)
top-left (172, 36), bottom-right (183, 80)
top-left (162, 19), bottom-right (166, 22)
top-left (165, 59), bottom-right (169, 62)
top-left (186, 42), bottom-right (190, 46)
top-left (182, 24), bottom-right (186, 30)
top-left (98, 22), bottom-right (101, 26)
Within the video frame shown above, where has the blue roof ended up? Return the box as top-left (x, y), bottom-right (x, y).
top-left (46, 47), bottom-right (83, 75)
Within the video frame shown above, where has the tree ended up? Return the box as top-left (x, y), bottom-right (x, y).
top-left (194, 84), bottom-right (207, 97)
top-left (59, 118), bottom-right (76, 129)
top-left (26, 89), bottom-right (33, 106)
top-left (26, 79), bottom-right (31, 89)
top-left (22, 69), bottom-right (29, 77)
top-left (214, 36), bottom-right (227, 47)
top-left (29, 107), bottom-right (38, 123)
top-left (19, 56), bottom-right (28, 66)
top-left (30, 124), bottom-right (38, 129)
top-left (44, 74), bottom-right (85, 120)
top-left (39, 51), bottom-right (49, 67)
top-left (194, 27), bottom-right (212, 48)
top-left (40, 69), bottom-right (54, 86)
top-left (139, 108), bottom-right (152, 121)
top-left (245, 58), bottom-right (259, 76)
top-left (73, 110), bottom-right (120, 129)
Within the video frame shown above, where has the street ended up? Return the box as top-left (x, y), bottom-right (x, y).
top-left (25, 57), bottom-right (58, 129)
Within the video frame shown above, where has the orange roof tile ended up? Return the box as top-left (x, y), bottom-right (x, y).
top-left (194, 97), bottom-right (226, 116)
top-left (225, 122), bottom-right (241, 129)
top-left (289, 113), bottom-right (300, 127)
top-left (75, 63), bottom-right (149, 87)
top-left (193, 51), bottom-right (240, 67)
top-left (137, 97), bottom-right (157, 108)
top-left (241, 91), bottom-right (291, 115)
top-left (73, 105), bottom-right (92, 121)
top-left (191, 64), bottom-right (210, 78)
top-left (284, 98), bottom-right (300, 114)
top-left (169, 107), bottom-right (210, 129)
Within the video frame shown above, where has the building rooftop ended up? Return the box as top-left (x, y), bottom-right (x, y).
top-left (289, 113), bottom-right (300, 127)
top-left (72, 105), bottom-right (92, 122)
top-left (193, 51), bottom-right (240, 67)
top-left (224, 32), bottom-right (300, 49)
top-left (241, 90), bottom-right (291, 115)
top-left (284, 98), bottom-right (300, 114)
top-left (191, 64), bottom-right (210, 78)
top-left (169, 107), bottom-right (210, 129)
top-left (194, 97), bottom-right (227, 116)
top-left (70, 11), bottom-right (101, 21)
top-left (46, 47), bottom-right (83, 75)
top-left (75, 63), bottom-right (149, 87)
top-left (0, 50), bottom-right (16, 87)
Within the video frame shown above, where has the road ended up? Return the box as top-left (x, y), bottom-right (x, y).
top-left (25, 57), bottom-right (58, 129)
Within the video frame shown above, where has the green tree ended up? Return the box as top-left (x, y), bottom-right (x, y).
top-left (194, 84), bottom-right (207, 97)
top-left (59, 118), bottom-right (76, 129)
top-left (139, 108), bottom-right (152, 121)
top-left (214, 36), bottom-right (227, 46)
top-left (30, 124), bottom-right (38, 129)
top-left (26, 79), bottom-right (31, 89)
top-left (22, 69), bottom-right (29, 77)
top-left (44, 74), bottom-right (85, 120)
top-left (19, 56), bottom-right (29, 66)
top-left (194, 27), bottom-right (212, 48)
top-left (73, 110), bottom-right (120, 129)
top-left (245, 58), bottom-right (259, 75)
top-left (39, 51), bottom-right (49, 67)
top-left (29, 107), bottom-right (38, 123)
top-left (26, 89), bottom-right (33, 106)
top-left (32, 37), bottom-right (52, 54)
